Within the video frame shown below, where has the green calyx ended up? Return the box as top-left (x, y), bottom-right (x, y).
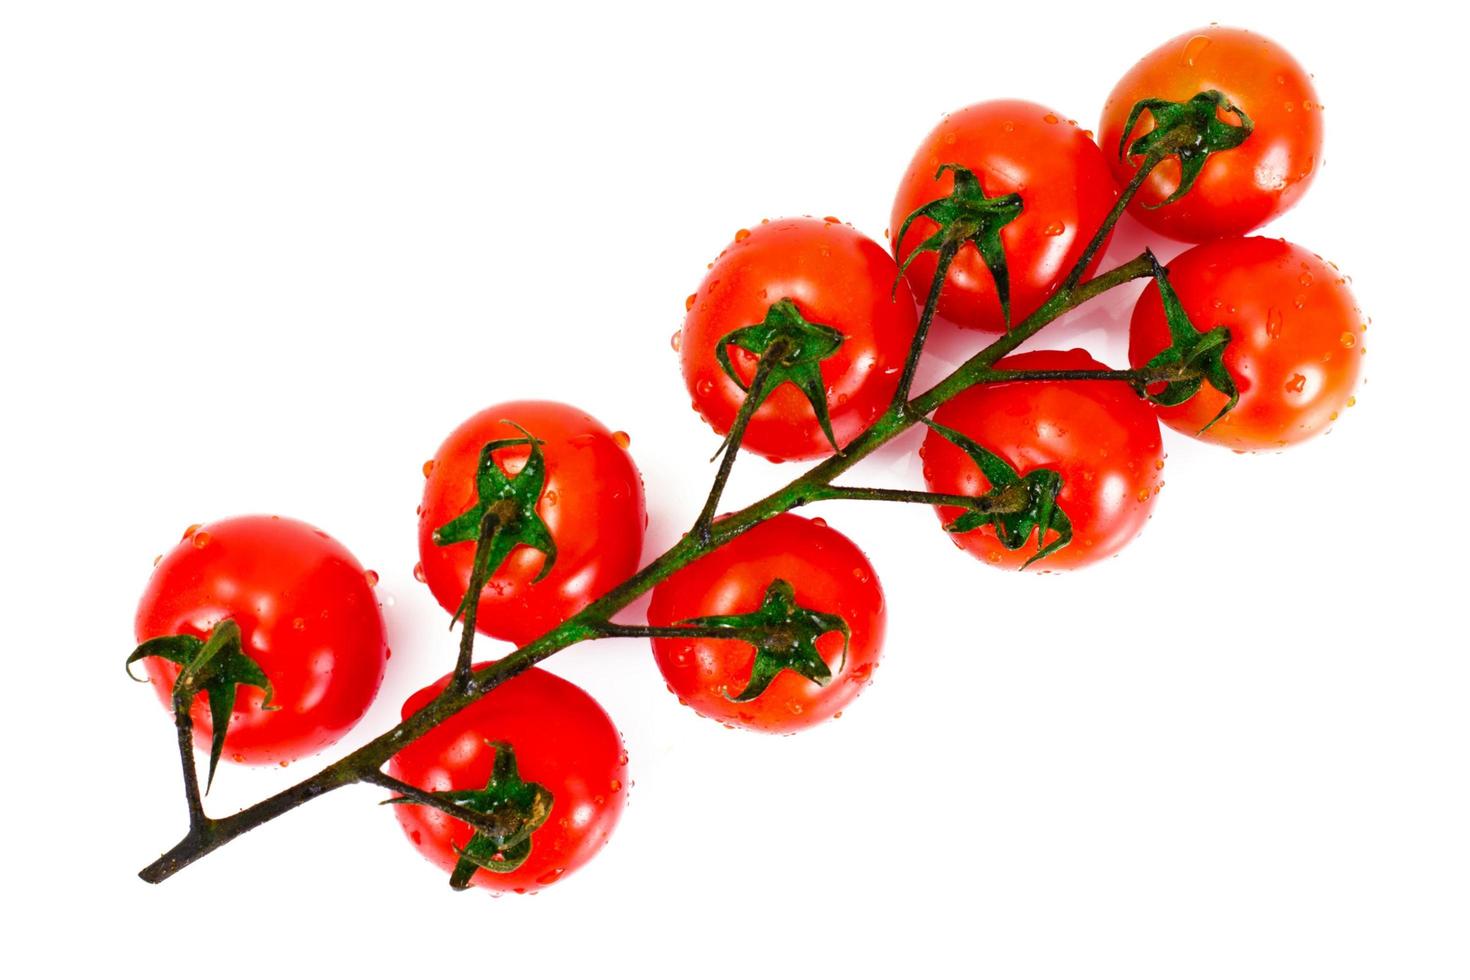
top-left (680, 578), bottom-right (850, 702)
top-left (922, 418), bottom-right (1073, 569)
top-left (1119, 90), bottom-right (1253, 207)
top-left (387, 741), bottom-right (553, 888)
top-left (433, 423), bottom-right (557, 624)
top-left (126, 619), bottom-right (275, 791)
top-left (716, 299), bottom-right (846, 453)
top-left (893, 163), bottom-right (1024, 327)
top-left (1136, 252), bottom-right (1239, 431)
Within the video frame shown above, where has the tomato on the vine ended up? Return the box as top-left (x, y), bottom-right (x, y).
top-left (417, 400), bottom-right (646, 646)
top-left (680, 217), bottom-right (918, 462)
top-left (890, 99), bottom-right (1118, 333)
top-left (1099, 26), bottom-right (1322, 242)
top-left (647, 513), bottom-right (884, 733)
top-left (388, 664), bottom-right (627, 893)
top-left (1130, 237), bottom-right (1362, 450)
top-left (921, 350), bottom-right (1164, 571)
top-left (134, 515), bottom-right (388, 765)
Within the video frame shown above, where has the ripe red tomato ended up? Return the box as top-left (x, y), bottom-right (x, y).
top-left (1129, 237), bottom-right (1362, 450)
top-left (921, 350), bottom-right (1164, 571)
top-left (418, 400), bottom-right (646, 646)
top-left (134, 515), bottom-right (388, 765)
top-left (388, 664), bottom-right (627, 894)
top-left (647, 513), bottom-right (884, 733)
top-left (890, 100), bottom-right (1118, 333)
top-left (1099, 27), bottom-right (1322, 242)
top-left (680, 217), bottom-right (918, 461)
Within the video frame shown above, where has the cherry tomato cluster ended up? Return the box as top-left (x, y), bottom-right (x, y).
top-left (130, 26), bottom-right (1362, 895)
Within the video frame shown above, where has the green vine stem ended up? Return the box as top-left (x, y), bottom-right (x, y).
top-left (692, 339), bottom-right (784, 543)
top-left (137, 150), bottom-right (1177, 886)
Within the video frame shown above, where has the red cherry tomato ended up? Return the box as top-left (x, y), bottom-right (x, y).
top-left (418, 400), bottom-right (646, 646)
top-left (890, 100), bottom-right (1118, 333)
top-left (921, 350), bottom-right (1164, 571)
top-left (1129, 237), bottom-right (1362, 450)
top-left (647, 513), bottom-right (884, 733)
top-left (1099, 27), bottom-right (1322, 242)
top-left (135, 515), bottom-right (388, 765)
top-left (680, 217), bottom-right (918, 462)
top-left (388, 664), bottom-right (627, 894)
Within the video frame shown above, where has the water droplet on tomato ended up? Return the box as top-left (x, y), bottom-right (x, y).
top-left (413, 562), bottom-right (427, 583)
top-left (734, 228), bottom-right (751, 242)
top-left (1339, 331), bottom-right (1356, 348)
top-left (1265, 307), bottom-right (1283, 339)
top-left (1042, 112), bottom-right (1059, 124)
top-left (422, 460), bottom-right (435, 478)
top-left (1298, 272), bottom-right (1314, 287)
top-left (696, 379), bottom-right (713, 395)
top-left (1285, 373), bottom-right (1307, 394)
top-left (684, 293), bottom-right (696, 312)
top-left (192, 531), bottom-right (211, 549)
top-left (1043, 222), bottom-right (1065, 236)
top-left (1182, 34), bottom-right (1211, 66)
top-left (152, 554), bottom-right (162, 567)
top-left (810, 516), bottom-right (827, 528)
top-left (670, 331), bottom-right (682, 351)
top-left (536, 869), bottom-right (565, 885)
top-left (1347, 396), bottom-right (1357, 408)
top-left (609, 779), bottom-right (622, 791)
top-left (181, 523), bottom-right (202, 541)
top-left (364, 569), bottom-right (379, 587)
top-left (612, 431), bottom-right (631, 449)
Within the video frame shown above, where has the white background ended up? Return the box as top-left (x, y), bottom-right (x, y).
top-left (3, 2), bottom-right (1465, 976)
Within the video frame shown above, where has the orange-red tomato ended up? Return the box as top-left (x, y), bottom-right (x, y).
top-left (135, 515), bottom-right (388, 765)
top-left (891, 100), bottom-right (1118, 332)
top-left (1100, 27), bottom-right (1322, 241)
top-left (417, 401), bottom-right (645, 645)
top-left (648, 514), bottom-right (884, 733)
top-left (921, 350), bottom-right (1164, 571)
top-left (1129, 237), bottom-right (1362, 450)
top-left (389, 664), bottom-right (627, 894)
top-left (680, 218), bottom-right (918, 461)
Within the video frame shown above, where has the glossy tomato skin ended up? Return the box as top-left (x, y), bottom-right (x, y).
top-left (1100, 27), bottom-right (1322, 241)
top-left (389, 665), bottom-right (627, 894)
top-left (418, 401), bottom-right (646, 646)
top-left (648, 513), bottom-right (884, 733)
top-left (680, 217), bottom-right (918, 461)
top-left (891, 100), bottom-right (1118, 333)
top-left (135, 515), bottom-right (388, 765)
top-left (922, 350), bottom-right (1164, 571)
top-left (1129, 237), bottom-right (1362, 450)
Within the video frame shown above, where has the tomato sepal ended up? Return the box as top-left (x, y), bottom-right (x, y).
top-left (893, 163), bottom-right (1023, 327)
top-left (676, 578), bottom-right (850, 702)
top-left (1137, 253), bottom-right (1240, 432)
top-left (386, 740), bottom-right (554, 889)
top-left (921, 418), bottom-right (1074, 569)
top-left (1119, 90), bottom-right (1254, 207)
top-left (714, 299), bottom-right (846, 454)
top-left (433, 424), bottom-right (558, 623)
top-left (126, 619), bottom-right (276, 791)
